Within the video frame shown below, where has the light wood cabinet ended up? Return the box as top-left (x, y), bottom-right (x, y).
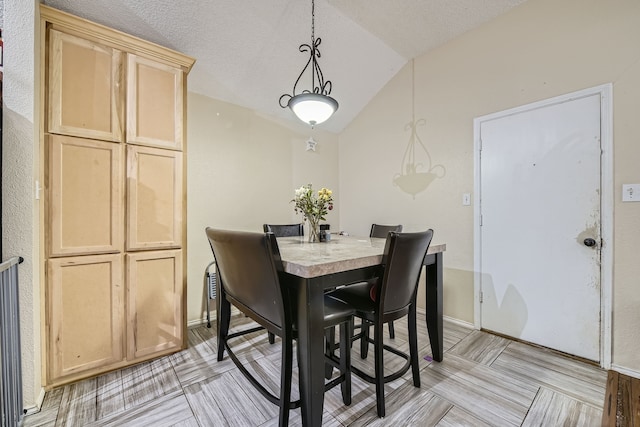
top-left (127, 55), bottom-right (184, 150)
top-left (47, 134), bottom-right (123, 257)
top-left (126, 250), bottom-right (183, 359)
top-left (47, 29), bottom-right (124, 142)
top-left (41, 5), bottom-right (194, 386)
top-left (126, 145), bottom-right (183, 251)
top-left (47, 254), bottom-right (124, 380)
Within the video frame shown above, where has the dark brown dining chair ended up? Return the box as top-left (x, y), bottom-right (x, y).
top-left (265, 222), bottom-right (339, 379)
top-left (263, 223), bottom-right (304, 237)
top-left (327, 229), bottom-right (433, 418)
top-left (206, 228), bottom-right (353, 426)
top-left (263, 223), bottom-right (304, 344)
top-left (369, 224), bottom-right (403, 339)
top-left (326, 224), bottom-right (403, 360)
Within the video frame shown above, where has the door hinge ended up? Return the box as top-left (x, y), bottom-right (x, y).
top-left (480, 214), bottom-right (483, 226)
top-left (479, 291), bottom-right (483, 303)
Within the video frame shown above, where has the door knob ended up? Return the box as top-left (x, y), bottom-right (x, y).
top-left (583, 238), bottom-right (596, 247)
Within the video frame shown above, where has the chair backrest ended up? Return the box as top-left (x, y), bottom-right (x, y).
top-left (206, 228), bottom-right (286, 330)
top-left (378, 230), bottom-right (433, 315)
top-left (370, 224), bottom-right (403, 239)
top-left (263, 223), bottom-right (304, 237)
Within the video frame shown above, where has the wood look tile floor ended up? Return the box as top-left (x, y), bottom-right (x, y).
top-left (24, 313), bottom-right (608, 427)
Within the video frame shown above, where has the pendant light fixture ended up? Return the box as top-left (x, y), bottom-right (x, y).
top-left (279, 0), bottom-right (338, 128)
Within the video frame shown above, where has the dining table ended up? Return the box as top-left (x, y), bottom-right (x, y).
top-left (276, 234), bottom-right (446, 427)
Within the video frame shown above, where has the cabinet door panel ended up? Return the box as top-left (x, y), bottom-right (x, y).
top-left (48, 29), bottom-right (124, 142)
top-left (48, 254), bottom-right (124, 380)
top-left (48, 135), bottom-right (123, 257)
top-left (126, 146), bottom-right (182, 250)
top-left (127, 55), bottom-right (183, 150)
top-left (126, 250), bottom-right (183, 359)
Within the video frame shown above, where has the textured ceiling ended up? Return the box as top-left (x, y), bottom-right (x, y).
top-left (41, 0), bottom-right (527, 133)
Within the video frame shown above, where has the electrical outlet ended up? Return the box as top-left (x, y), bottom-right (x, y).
top-left (462, 193), bottom-right (471, 206)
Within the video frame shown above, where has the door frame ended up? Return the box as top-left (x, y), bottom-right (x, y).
top-left (473, 84), bottom-right (613, 368)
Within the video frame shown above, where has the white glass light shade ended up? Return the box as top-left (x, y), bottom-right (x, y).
top-left (288, 93), bottom-right (338, 126)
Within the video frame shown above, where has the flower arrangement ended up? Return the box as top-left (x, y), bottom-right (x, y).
top-left (292, 184), bottom-right (334, 242)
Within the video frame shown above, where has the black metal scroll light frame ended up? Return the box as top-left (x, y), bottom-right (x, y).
top-left (279, 0), bottom-right (338, 127)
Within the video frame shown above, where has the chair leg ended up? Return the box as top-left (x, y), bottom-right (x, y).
top-left (388, 321), bottom-right (395, 339)
top-left (268, 332), bottom-right (276, 344)
top-left (325, 328), bottom-right (335, 379)
top-left (217, 294), bottom-right (231, 361)
top-left (361, 321), bottom-right (370, 359)
top-left (374, 321), bottom-right (385, 418)
top-left (339, 320), bottom-right (352, 405)
top-left (408, 306), bottom-right (420, 387)
top-left (279, 334), bottom-right (293, 427)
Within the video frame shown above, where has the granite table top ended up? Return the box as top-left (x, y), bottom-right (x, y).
top-left (277, 234), bottom-right (446, 279)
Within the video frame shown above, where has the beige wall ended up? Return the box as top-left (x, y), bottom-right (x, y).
top-left (339, 0), bottom-right (640, 372)
top-left (7, 0), bottom-right (640, 411)
top-left (186, 93), bottom-right (340, 323)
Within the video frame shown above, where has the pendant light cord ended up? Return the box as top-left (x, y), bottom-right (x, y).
top-left (311, 0), bottom-right (315, 46)
top-left (310, 0), bottom-right (316, 91)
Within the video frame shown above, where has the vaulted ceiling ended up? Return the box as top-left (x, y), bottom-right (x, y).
top-left (42, 0), bottom-right (528, 133)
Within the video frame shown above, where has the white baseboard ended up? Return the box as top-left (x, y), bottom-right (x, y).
top-left (443, 315), bottom-right (476, 330)
top-left (22, 387), bottom-right (46, 415)
top-left (187, 314), bottom-right (213, 328)
top-left (610, 364), bottom-right (640, 379)
top-left (187, 307), bottom-right (244, 329)
top-left (414, 308), bottom-right (475, 330)
top-left (194, 308), bottom-right (476, 331)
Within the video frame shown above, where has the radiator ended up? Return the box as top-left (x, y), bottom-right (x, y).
top-left (204, 260), bottom-right (217, 328)
top-left (0, 256), bottom-right (24, 427)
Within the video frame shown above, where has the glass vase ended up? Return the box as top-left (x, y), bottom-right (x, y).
top-left (308, 218), bottom-right (320, 243)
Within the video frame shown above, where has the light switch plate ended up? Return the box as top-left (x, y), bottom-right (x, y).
top-left (622, 184), bottom-right (640, 202)
top-left (462, 193), bottom-right (471, 206)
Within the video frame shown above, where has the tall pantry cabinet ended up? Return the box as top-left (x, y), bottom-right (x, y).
top-left (40, 5), bottom-right (195, 387)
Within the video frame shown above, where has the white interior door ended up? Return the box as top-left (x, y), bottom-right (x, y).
top-left (478, 93), bottom-right (602, 361)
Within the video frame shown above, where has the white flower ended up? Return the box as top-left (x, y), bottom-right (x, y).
top-left (291, 184), bottom-right (334, 223)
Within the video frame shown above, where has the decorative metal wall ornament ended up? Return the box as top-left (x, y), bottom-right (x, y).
top-left (393, 59), bottom-right (446, 199)
top-left (279, 0), bottom-right (338, 128)
top-left (306, 137), bottom-right (317, 151)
